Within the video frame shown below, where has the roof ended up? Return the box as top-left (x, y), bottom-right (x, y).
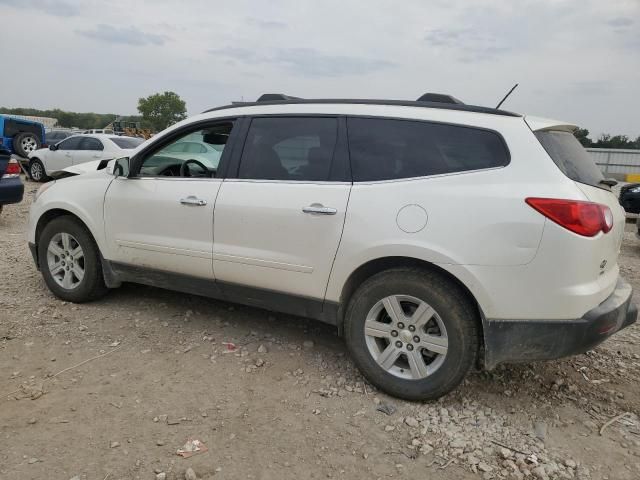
top-left (204, 98), bottom-right (521, 117)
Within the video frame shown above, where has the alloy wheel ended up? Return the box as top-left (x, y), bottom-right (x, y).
top-left (364, 294), bottom-right (448, 380)
top-left (46, 233), bottom-right (85, 289)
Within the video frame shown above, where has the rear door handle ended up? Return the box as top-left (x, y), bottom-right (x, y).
top-left (180, 195), bottom-right (207, 206)
top-left (302, 204), bottom-right (337, 215)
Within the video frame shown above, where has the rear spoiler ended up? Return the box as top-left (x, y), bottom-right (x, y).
top-left (525, 115), bottom-right (577, 133)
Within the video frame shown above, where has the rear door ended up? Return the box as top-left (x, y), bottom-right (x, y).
top-left (212, 116), bottom-right (351, 300)
top-left (75, 137), bottom-right (105, 165)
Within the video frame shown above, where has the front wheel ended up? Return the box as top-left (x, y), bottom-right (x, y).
top-left (344, 268), bottom-right (479, 401)
top-left (37, 216), bottom-right (108, 302)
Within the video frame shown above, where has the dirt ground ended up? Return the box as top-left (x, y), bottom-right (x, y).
top-left (1, 178), bottom-right (639, 480)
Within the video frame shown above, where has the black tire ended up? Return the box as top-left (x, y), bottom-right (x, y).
top-left (13, 132), bottom-right (41, 158)
top-left (38, 216), bottom-right (108, 303)
top-left (29, 158), bottom-right (48, 182)
top-left (344, 267), bottom-right (479, 401)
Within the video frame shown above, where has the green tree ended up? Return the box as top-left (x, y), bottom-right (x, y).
top-left (573, 128), bottom-right (592, 147)
top-left (593, 134), bottom-right (636, 149)
top-left (137, 91), bottom-right (187, 132)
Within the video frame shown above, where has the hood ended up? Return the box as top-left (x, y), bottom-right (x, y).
top-left (50, 159), bottom-right (112, 179)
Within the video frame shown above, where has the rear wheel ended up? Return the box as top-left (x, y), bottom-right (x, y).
top-left (38, 216), bottom-right (108, 302)
top-left (13, 132), bottom-right (41, 158)
top-left (29, 159), bottom-right (48, 182)
top-left (344, 268), bottom-right (479, 400)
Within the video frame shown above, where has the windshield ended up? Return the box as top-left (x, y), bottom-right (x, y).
top-left (110, 137), bottom-right (144, 149)
top-left (535, 130), bottom-right (605, 189)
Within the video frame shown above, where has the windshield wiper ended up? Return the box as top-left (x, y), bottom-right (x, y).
top-left (599, 178), bottom-right (618, 187)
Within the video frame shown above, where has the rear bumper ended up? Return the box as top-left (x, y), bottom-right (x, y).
top-left (484, 277), bottom-right (637, 369)
top-left (0, 177), bottom-right (24, 205)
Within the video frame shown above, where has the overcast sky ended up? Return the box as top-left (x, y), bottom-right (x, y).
top-left (0, 0), bottom-right (638, 136)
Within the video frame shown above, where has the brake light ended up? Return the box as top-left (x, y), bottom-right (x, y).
top-left (525, 198), bottom-right (613, 237)
top-left (2, 159), bottom-right (21, 178)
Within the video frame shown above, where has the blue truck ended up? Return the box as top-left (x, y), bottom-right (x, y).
top-left (0, 115), bottom-right (45, 158)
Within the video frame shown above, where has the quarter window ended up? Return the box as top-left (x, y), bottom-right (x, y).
top-left (347, 117), bottom-right (509, 182)
top-left (238, 117), bottom-right (338, 181)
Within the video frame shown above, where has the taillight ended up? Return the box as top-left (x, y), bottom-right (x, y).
top-left (525, 198), bottom-right (613, 237)
top-left (2, 159), bottom-right (21, 178)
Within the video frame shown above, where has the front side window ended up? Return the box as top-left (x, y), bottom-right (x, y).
top-left (238, 117), bottom-right (338, 181)
top-left (57, 136), bottom-right (83, 151)
top-left (139, 122), bottom-right (233, 178)
top-left (347, 117), bottom-right (509, 182)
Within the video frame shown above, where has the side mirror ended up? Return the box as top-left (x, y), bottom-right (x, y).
top-left (112, 157), bottom-right (130, 177)
top-left (49, 144), bottom-right (57, 151)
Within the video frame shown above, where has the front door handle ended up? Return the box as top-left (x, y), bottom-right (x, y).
top-left (302, 204), bottom-right (337, 215)
top-left (180, 195), bottom-right (207, 206)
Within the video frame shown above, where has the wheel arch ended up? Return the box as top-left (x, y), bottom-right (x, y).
top-left (34, 208), bottom-right (106, 262)
top-left (335, 256), bottom-right (485, 358)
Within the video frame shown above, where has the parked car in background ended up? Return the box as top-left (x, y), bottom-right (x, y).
top-left (619, 183), bottom-right (640, 214)
top-left (44, 129), bottom-right (73, 147)
top-left (83, 129), bottom-right (114, 135)
top-left (0, 115), bottom-right (45, 158)
top-left (26, 93), bottom-right (636, 400)
top-left (27, 134), bottom-right (144, 181)
top-left (0, 145), bottom-right (24, 215)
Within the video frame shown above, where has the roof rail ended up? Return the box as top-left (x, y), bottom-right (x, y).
top-left (204, 98), bottom-right (520, 117)
top-left (416, 93), bottom-right (464, 104)
top-left (257, 93), bottom-right (301, 102)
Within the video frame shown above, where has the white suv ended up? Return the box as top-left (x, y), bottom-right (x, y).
top-left (27, 94), bottom-right (637, 400)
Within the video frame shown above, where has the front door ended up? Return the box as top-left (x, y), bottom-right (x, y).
top-left (213, 116), bottom-right (351, 300)
top-left (103, 121), bottom-right (236, 279)
top-left (47, 136), bottom-right (82, 172)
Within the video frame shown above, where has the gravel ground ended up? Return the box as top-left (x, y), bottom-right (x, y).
top-left (1, 178), bottom-right (639, 480)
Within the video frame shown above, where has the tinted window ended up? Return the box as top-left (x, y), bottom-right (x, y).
top-left (239, 117), bottom-right (337, 181)
top-left (347, 118), bottom-right (509, 182)
top-left (110, 137), bottom-right (144, 149)
top-left (535, 130), bottom-right (604, 188)
top-left (79, 137), bottom-right (103, 151)
top-left (57, 136), bottom-right (83, 151)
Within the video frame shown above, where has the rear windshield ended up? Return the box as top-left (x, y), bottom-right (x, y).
top-left (535, 130), bottom-right (604, 188)
top-left (110, 137), bottom-right (144, 149)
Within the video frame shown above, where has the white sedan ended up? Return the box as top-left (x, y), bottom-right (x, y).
top-left (27, 134), bottom-right (144, 182)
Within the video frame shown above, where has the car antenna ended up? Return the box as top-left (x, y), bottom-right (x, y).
top-left (495, 83), bottom-right (519, 109)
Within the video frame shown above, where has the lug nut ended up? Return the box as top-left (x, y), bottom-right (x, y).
top-left (397, 322), bottom-right (405, 329)
top-left (395, 341), bottom-right (403, 348)
top-left (61, 261), bottom-right (65, 266)
top-left (407, 344), bottom-right (414, 351)
top-left (413, 336), bottom-right (420, 343)
top-left (391, 330), bottom-right (398, 337)
top-left (408, 325), bottom-right (415, 332)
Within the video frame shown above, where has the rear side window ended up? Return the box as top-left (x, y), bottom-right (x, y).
top-left (535, 130), bottom-right (604, 188)
top-left (347, 117), bottom-right (509, 182)
top-left (239, 117), bottom-right (338, 181)
top-left (79, 137), bottom-right (103, 151)
top-left (110, 137), bottom-right (144, 149)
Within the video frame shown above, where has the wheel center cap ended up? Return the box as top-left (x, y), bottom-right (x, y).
top-left (400, 330), bottom-right (413, 343)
